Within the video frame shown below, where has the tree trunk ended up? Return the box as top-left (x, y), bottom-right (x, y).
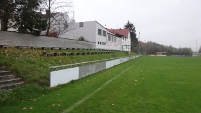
top-left (46, 0), bottom-right (51, 36)
top-left (1, 6), bottom-right (10, 31)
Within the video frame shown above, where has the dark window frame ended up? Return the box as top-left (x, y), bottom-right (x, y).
top-left (79, 22), bottom-right (83, 27)
top-left (98, 29), bottom-right (102, 36)
top-left (103, 30), bottom-right (106, 37)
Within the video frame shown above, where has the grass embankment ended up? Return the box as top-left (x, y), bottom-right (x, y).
top-left (0, 47), bottom-right (133, 105)
top-left (1, 56), bottom-right (201, 113)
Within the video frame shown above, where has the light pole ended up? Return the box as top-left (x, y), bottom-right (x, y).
top-left (138, 31), bottom-right (140, 55)
top-left (196, 40), bottom-right (197, 52)
top-left (144, 40), bottom-right (146, 55)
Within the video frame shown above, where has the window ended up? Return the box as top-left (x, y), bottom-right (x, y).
top-left (103, 30), bottom-right (106, 37)
top-left (108, 35), bottom-right (111, 41)
top-left (112, 36), bottom-right (116, 42)
top-left (97, 41), bottom-right (106, 45)
top-left (98, 29), bottom-right (102, 36)
top-left (79, 22), bottom-right (83, 27)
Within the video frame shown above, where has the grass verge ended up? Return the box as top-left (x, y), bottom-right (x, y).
top-left (0, 47), bottom-right (133, 105)
top-left (1, 56), bottom-right (201, 113)
top-left (0, 55), bottom-right (140, 113)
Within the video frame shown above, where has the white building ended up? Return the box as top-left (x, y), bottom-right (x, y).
top-left (108, 29), bottom-right (131, 51)
top-left (59, 21), bottom-right (131, 51)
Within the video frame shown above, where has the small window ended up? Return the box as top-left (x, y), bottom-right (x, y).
top-left (103, 30), bottom-right (106, 37)
top-left (112, 36), bottom-right (116, 42)
top-left (98, 29), bottom-right (102, 36)
top-left (110, 35), bottom-right (113, 41)
top-left (79, 22), bottom-right (83, 27)
top-left (108, 35), bottom-right (111, 41)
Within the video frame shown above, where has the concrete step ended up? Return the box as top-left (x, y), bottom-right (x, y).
top-left (0, 81), bottom-right (25, 90)
top-left (0, 78), bottom-right (21, 85)
top-left (0, 71), bottom-right (12, 76)
top-left (0, 67), bottom-right (5, 71)
top-left (0, 67), bottom-right (25, 90)
top-left (0, 74), bottom-right (15, 80)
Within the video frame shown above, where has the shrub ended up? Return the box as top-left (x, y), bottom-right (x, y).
top-left (78, 36), bottom-right (86, 41)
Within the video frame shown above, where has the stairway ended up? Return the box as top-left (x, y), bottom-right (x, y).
top-left (0, 67), bottom-right (24, 90)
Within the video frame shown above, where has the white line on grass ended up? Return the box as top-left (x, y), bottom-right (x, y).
top-left (62, 59), bottom-right (141, 113)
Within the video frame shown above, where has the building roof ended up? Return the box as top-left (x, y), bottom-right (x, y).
top-left (108, 29), bottom-right (130, 38)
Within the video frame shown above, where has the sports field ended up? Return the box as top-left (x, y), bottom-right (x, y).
top-left (1, 56), bottom-right (201, 113)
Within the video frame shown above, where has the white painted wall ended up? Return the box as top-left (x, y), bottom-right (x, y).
top-left (95, 22), bottom-right (108, 49)
top-left (106, 34), bottom-right (122, 50)
top-left (122, 33), bottom-right (131, 51)
top-left (106, 60), bottom-right (115, 69)
top-left (113, 59), bottom-right (121, 66)
top-left (50, 67), bottom-right (79, 87)
top-left (50, 55), bottom-right (139, 87)
top-left (59, 21), bottom-right (125, 51)
top-left (59, 21), bottom-right (96, 42)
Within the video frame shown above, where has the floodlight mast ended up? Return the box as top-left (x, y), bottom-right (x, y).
top-left (138, 31), bottom-right (140, 55)
top-left (196, 40), bottom-right (197, 52)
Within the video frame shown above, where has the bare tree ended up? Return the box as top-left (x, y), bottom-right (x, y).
top-left (49, 12), bottom-right (76, 35)
top-left (40, 0), bottom-right (73, 36)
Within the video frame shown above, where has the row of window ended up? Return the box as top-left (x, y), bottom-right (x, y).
top-left (97, 41), bottom-right (106, 45)
top-left (108, 35), bottom-right (117, 42)
top-left (98, 29), bottom-right (116, 42)
top-left (98, 29), bottom-right (126, 42)
top-left (98, 29), bottom-right (107, 37)
top-left (79, 23), bottom-right (127, 42)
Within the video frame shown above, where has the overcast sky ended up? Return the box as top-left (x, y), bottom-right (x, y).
top-left (72, 0), bottom-right (201, 51)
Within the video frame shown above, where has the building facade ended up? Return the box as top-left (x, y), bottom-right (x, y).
top-left (59, 21), bottom-right (131, 51)
top-left (108, 29), bottom-right (131, 51)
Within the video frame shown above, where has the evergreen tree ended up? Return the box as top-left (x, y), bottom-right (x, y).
top-left (124, 21), bottom-right (138, 51)
top-left (0, 0), bottom-right (15, 31)
top-left (14, 0), bottom-right (47, 35)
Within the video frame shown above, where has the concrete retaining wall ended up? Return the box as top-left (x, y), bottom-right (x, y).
top-left (79, 62), bottom-right (106, 79)
top-left (50, 55), bottom-right (139, 87)
top-left (0, 31), bottom-right (95, 49)
top-left (50, 67), bottom-right (79, 87)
